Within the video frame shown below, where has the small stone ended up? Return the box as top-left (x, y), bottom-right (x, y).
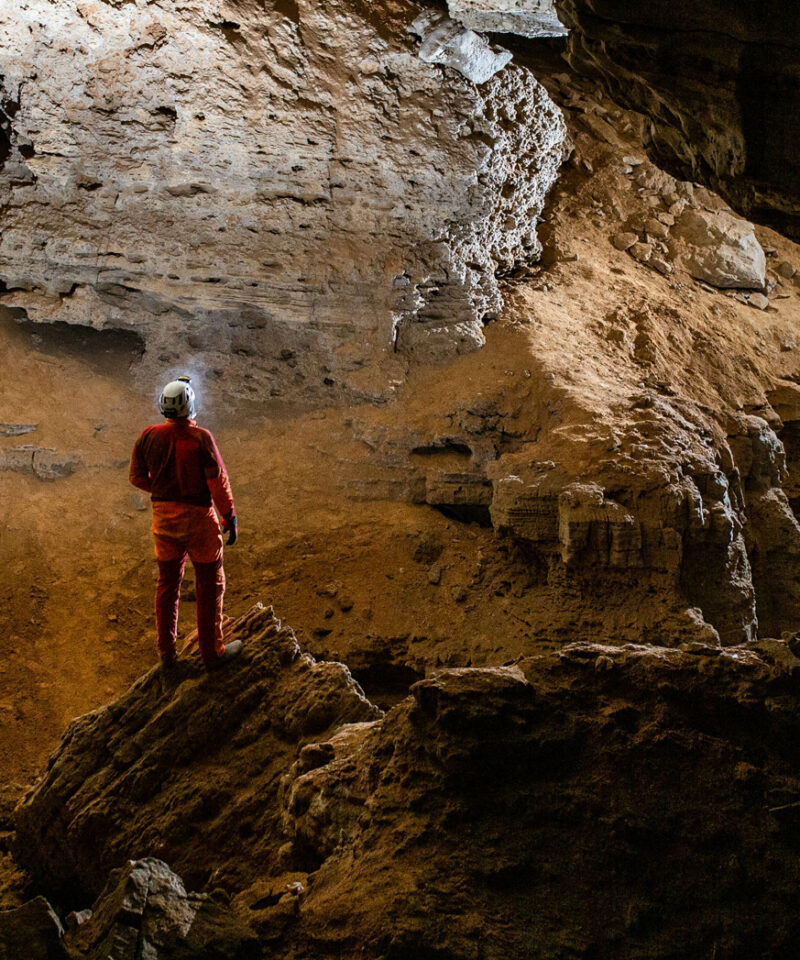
top-left (777, 260), bottom-right (796, 279)
top-left (644, 218), bottom-right (669, 240)
top-left (629, 242), bottom-right (652, 263)
top-left (651, 258), bottom-right (672, 276)
top-left (428, 564), bottom-right (442, 585)
top-left (0, 423), bottom-right (37, 437)
top-left (622, 155), bottom-right (642, 166)
top-left (450, 584), bottom-right (467, 603)
top-left (656, 212), bottom-right (675, 227)
top-left (748, 292), bottom-right (769, 310)
top-left (611, 231), bottom-right (638, 251)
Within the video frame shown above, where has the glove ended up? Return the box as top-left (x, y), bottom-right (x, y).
top-left (222, 512), bottom-right (238, 546)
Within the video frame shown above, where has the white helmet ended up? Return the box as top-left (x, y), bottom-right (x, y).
top-left (159, 376), bottom-right (195, 419)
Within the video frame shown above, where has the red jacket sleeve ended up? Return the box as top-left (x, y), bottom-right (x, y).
top-left (129, 432), bottom-right (153, 493)
top-left (201, 430), bottom-right (235, 519)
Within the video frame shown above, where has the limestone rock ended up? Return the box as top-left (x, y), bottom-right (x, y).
top-left (611, 231), bottom-right (638, 251)
top-left (274, 645), bottom-right (800, 957)
top-left (0, 424), bottom-right (36, 437)
top-left (446, 0), bottom-right (568, 38)
top-left (0, 0), bottom-right (568, 400)
top-left (14, 604), bottom-right (381, 902)
top-left (629, 241), bottom-right (652, 262)
top-left (0, 896), bottom-right (66, 960)
top-left (0, 446), bottom-right (80, 480)
top-left (410, 11), bottom-right (513, 84)
top-left (16, 600), bottom-right (800, 957)
top-left (557, 0), bottom-right (800, 239)
top-left (672, 208), bottom-right (766, 289)
top-left (65, 859), bottom-right (256, 960)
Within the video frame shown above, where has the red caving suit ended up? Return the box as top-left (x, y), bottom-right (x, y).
top-left (129, 418), bottom-right (236, 664)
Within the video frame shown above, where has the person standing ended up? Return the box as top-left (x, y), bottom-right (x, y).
top-left (129, 376), bottom-right (242, 669)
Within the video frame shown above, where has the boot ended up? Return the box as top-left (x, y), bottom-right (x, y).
top-left (205, 639), bottom-right (243, 670)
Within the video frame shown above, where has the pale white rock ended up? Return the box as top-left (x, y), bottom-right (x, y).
top-left (672, 209), bottom-right (767, 289)
top-left (0, 0), bottom-right (568, 401)
top-left (410, 11), bottom-right (513, 84)
top-left (446, 0), bottom-right (568, 38)
top-left (651, 258), bottom-right (673, 276)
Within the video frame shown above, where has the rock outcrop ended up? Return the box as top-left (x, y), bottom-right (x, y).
top-left (12, 602), bottom-right (800, 958)
top-left (447, 0), bottom-right (567, 38)
top-left (65, 858), bottom-right (257, 960)
top-left (0, 0), bottom-right (568, 401)
top-left (14, 604), bottom-right (380, 904)
top-left (556, 0), bottom-right (800, 238)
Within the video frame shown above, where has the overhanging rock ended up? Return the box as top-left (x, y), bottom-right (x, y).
top-left (447, 0), bottom-right (568, 37)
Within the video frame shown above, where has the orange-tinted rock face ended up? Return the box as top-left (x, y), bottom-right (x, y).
top-left (557, 0), bottom-right (800, 238)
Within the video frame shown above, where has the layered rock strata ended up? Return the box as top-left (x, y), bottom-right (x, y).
top-left (556, 0), bottom-right (800, 238)
top-left (12, 603), bottom-right (800, 958)
top-left (14, 604), bottom-right (380, 902)
top-left (0, 0), bottom-right (567, 401)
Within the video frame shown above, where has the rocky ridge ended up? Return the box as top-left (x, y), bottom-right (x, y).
top-left (8, 602), bottom-right (800, 958)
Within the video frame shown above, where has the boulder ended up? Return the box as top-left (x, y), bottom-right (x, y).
top-left (0, 897), bottom-right (66, 960)
top-left (410, 11), bottom-right (513, 85)
top-left (446, 0), bottom-right (568, 38)
top-left (65, 859), bottom-right (256, 960)
top-left (672, 208), bottom-right (766, 288)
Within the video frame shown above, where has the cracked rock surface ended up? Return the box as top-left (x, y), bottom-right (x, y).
top-left (11, 603), bottom-right (800, 958)
top-left (0, 0), bottom-right (567, 402)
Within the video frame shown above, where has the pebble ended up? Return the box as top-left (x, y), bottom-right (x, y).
top-left (651, 258), bottom-right (673, 276)
top-left (622, 155), bottom-right (642, 166)
top-left (777, 261), bottom-right (796, 279)
top-left (629, 242), bottom-right (653, 263)
top-left (748, 293), bottom-right (769, 310)
top-left (611, 231), bottom-right (638, 251)
top-left (644, 218), bottom-right (669, 240)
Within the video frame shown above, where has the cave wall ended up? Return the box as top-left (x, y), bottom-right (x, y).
top-left (556, 0), bottom-right (800, 238)
top-left (0, 0), bottom-right (567, 402)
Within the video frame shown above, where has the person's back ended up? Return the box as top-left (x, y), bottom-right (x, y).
top-left (129, 376), bottom-right (241, 669)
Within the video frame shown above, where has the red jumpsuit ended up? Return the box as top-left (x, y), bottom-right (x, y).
top-left (129, 418), bottom-right (236, 664)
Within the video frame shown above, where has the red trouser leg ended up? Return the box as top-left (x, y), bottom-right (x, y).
top-left (156, 557), bottom-right (186, 658)
top-left (194, 559), bottom-right (226, 663)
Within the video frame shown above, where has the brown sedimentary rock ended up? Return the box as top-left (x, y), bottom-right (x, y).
top-left (14, 604), bottom-right (380, 903)
top-left (14, 603), bottom-right (800, 957)
top-left (0, 0), bottom-right (568, 401)
top-left (557, 0), bottom-right (800, 237)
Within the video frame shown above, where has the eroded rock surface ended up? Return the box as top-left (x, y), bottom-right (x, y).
top-left (13, 602), bottom-right (800, 958)
top-left (0, 0), bottom-right (567, 401)
top-left (447, 0), bottom-right (567, 38)
top-left (14, 604), bottom-right (380, 903)
top-left (66, 858), bottom-right (256, 960)
top-left (557, 0), bottom-right (800, 237)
